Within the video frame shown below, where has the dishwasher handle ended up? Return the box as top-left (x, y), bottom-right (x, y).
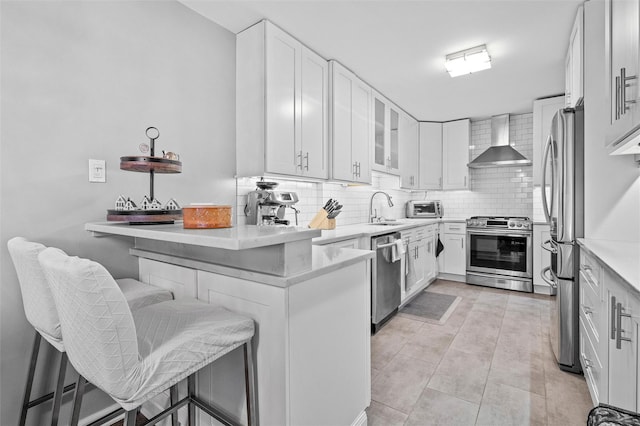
top-left (376, 241), bottom-right (398, 249)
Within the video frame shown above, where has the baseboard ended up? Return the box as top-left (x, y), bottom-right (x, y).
top-left (351, 410), bottom-right (367, 426)
top-left (437, 272), bottom-right (466, 283)
top-left (534, 284), bottom-right (553, 295)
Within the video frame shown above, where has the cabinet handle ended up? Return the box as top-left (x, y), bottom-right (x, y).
top-left (439, 177), bottom-right (442, 187)
top-left (616, 302), bottom-right (633, 349)
top-left (616, 75), bottom-right (621, 120)
top-left (582, 304), bottom-right (593, 315)
top-left (353, 162), bottom-right (358, 176)
top-left (297, 151), bottom-right (303, 170)
top-left (304, 152), bottom-right (309, 171)
top-left (464, 176), bottom-right (467, 187)
top-left (611, 296), bottom-right (617, 340)
top-left (622, 67), bottom-right (637, 114)
top-left (583, 357), bottom-right (592, 370)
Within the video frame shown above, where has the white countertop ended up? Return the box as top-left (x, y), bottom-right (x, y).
top-left (313, 218), bottom-right (464, 245)
top-left (86, 222), bottom-right (321, 250)
top-left (131, 244), bottom-right (374, 288)
top-left (577, 238), bottom-right (640, 292)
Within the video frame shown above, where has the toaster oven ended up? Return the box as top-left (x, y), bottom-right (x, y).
top-left (406, 201), bottom-right (443, 218)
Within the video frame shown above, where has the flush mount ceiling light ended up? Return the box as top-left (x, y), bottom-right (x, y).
top-left (445, 44), bottom-right (491, 77)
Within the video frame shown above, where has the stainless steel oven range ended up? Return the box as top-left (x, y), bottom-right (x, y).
top-left (466, 216), bottom-right (533, 292)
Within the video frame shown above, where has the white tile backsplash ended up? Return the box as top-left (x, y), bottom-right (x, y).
top-left (236, 113), bottom-right (535, 226)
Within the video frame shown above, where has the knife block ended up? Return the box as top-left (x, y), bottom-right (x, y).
top-left (308, 209), bottom-right (336, 230)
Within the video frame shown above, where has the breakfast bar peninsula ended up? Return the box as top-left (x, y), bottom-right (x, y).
top-left (85, 222), bottom-right (373, 426)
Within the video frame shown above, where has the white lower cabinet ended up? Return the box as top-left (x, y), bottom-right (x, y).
top-left (438, 222), bottom-right (466, 278)
top-left (139, 257), bottom-right (370, 426)
top-left (579, 246), bottom-right (640, 411)
top-left (533, 224), bottom-right (552, 293)
top-left (401, 224), bottom-right (437, 303)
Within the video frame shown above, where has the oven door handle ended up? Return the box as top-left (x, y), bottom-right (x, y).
top-left (467, 230), bottom-right (531, 238)
top-left (541, 266), bottom-right (557, 289)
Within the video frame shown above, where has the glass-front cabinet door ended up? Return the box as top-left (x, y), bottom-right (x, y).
top-left (372, 93), bottom-right (400, 175)
top-left (374, 98), bottom-right (386, 169)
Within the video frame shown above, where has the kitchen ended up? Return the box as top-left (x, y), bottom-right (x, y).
top-left (2, 1), bottom-right (640, 426)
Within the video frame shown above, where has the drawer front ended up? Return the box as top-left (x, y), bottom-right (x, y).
top-left (580, 316), bottom-right (603, 404)
top-left (444, 222), bottom-right (465, 234)
top-left (580, 250), bottom-right (602, 292)
top-left (413, 227), bottom-right (427, 240)
top-left (580, 270), bottom-right (602, 343)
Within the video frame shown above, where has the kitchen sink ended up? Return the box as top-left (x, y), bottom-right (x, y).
top-left (368, 221), bottom-right (402, 226)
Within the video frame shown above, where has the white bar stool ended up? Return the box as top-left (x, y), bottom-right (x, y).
top-left (38, 246), bottom-right (258, 426)
top-left (7, 237), bottom-right (173, 426)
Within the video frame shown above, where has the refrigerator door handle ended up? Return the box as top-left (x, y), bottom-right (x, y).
top-left (541, 239), bottom-right (557, 253)
top-left (541, 266), bottom-right (557, 289)
top-left (541, 134), bottom-right (553, 224)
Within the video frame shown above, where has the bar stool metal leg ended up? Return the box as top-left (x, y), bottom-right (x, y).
top-left (69, 375), bottom-right (87, 426)
top-left (170, 384), bottom-right (179, 426)
top-left (50, 352), bottom-right (68, 426)
top-left (187, 374), bottom-right (196, 426)
top-left (244, 340), bottom-right (258, 426)
top-left (124, 408), bottom-right (138, 426)
top-left (19, 332), bottom-right (42, 426)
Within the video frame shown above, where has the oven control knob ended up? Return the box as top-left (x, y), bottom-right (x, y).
top-left (509, 223), bottom-right (514, 227)
top-left (517, 223), bottom-right (522, 227)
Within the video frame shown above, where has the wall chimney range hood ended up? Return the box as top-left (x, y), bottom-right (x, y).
top-left (467, 114), bottom-right (532, 168)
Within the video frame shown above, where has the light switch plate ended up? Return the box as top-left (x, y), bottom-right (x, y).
top-left (88, 159), bottom-right (106, 183)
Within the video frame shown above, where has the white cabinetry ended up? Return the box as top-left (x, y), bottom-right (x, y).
top-left (138, 258), bottom-right (197, 300)
top-left (237, 20), bottom-right (329, 179)
top-left (372, 92), bottom-right (400, 175)
top-left (399, 111), bottom-right (420, 189)
top-left (566, 5), bottom-right (584, 107)
top-left (442, 120), bottom-right (470, 190)
top-left (533, 224), bottom-right (552, 293)
top-left (605, 0), bottom-right (640, 155)
top-left (438, 222), bottom-right (466, 279)
top-left (418, 122), bottom-right (443, 190)
top-left (402, 224), bottom-right (438, 303)
top-left (329, 61), bottom-right (372, 184)
top-left (532, 96), bottom-right (565, 187)
top-left (578, 246), bottom-right (640, 410)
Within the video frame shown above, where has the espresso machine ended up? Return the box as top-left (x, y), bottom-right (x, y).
top-left (245, 180), bottom-right (300, 226)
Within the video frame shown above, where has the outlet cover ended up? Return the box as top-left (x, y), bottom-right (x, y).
top-left (89, 159), bottom-right (106, 183)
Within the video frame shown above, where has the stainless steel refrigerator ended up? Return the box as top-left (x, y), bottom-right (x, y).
top-left (541, 105), bottom-right (584, 374)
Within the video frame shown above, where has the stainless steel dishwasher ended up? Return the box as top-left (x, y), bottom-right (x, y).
top-left (371, 232), bottom-right (403, 334)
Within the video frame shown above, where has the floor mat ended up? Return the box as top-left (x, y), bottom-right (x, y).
top-left (399, 291), bottom-right (461, 324)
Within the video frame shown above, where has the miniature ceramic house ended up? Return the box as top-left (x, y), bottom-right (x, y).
top-left (124, 198), bottom-right (137, 211)
top-left (149, 198), bottom-right (163, 210)
top-left (165, 198), bottom-right (181, 210)
top-left (115, 195), bottom-right (127, 211)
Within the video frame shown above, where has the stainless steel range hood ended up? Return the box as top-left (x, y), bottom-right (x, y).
top-left (467, 114), bottom-right (532, 168)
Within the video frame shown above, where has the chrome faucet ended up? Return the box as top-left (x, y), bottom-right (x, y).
top-left (369, 191), bottom-right (394, 223)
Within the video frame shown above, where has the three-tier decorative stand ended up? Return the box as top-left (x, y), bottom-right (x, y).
top-left (107, 127), bottom-right (183, 224)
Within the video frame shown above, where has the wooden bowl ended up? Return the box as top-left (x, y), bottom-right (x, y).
top-left (182, 205), bottom-right (232, 229)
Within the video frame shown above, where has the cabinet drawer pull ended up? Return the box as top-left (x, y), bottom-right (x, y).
top-left (616, 75), bottom-right (621, 120)
top-left (622, 67), bottom-right (637, 115)
top-left (583, 358), bottom-right (592, 369)
top-left (304, 152), bottom-right (309, 171)
top-left (616, 302), bottom-right (633, 350)
top-left (611, 296), bottom-right (617, 340)
top-left (582, 304), bottom-right (593, 315)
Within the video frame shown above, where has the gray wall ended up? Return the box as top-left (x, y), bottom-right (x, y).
top-left (0, 1), bottom-right (237, 424)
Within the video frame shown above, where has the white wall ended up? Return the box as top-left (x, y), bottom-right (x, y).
top-left (583, 1), bottom-right (640, 242)
top-left (0, 1), bottom-right (237, 424)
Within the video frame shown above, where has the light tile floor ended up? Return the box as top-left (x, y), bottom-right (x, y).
top-left (368, 279), bottom-right (594, 426)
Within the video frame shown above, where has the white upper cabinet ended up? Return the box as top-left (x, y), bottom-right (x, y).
top-left (237, 21), bottom-right (329, 179)
top-left (418, 122), bottom-right (443, 190)
top-left (442, 119), bottom-right (470, 190)
top-left (605, 0), bottom-right (640, 155)
top-left (329, 61), bottom-right (372, 184)
top-left (532, 96), bottom-right (565, 187)
top-left (372, 92), bottom-right (400, 175)
top-left (566, 5), bottom-right (584, 107)
top-left (399, 111), bottom-right (419, 189)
